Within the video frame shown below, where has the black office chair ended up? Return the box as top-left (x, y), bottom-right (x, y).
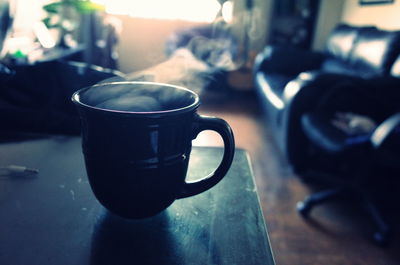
top-left (296, 111), bottom-right (400, 245)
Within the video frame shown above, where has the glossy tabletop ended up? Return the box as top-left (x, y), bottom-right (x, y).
top-left (0, 136), bottom-right (275, 265)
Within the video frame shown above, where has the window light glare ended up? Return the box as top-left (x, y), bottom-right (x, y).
top-left (91, 0), bottom-right (221, 23)
top-left (222, 1), bottom-right (233, 23)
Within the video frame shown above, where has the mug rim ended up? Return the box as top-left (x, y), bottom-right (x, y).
top-left (72, 81), bottom-right (200, 115)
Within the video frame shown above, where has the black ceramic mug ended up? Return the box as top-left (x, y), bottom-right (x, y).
top-left (72, 81), bottom-right (235, 218)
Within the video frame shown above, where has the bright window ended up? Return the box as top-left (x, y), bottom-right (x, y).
top-left (92, 0), bottom-right (222, 23)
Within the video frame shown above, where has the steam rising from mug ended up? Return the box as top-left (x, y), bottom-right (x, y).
top-left (79, 82), bottom-right (196, 112)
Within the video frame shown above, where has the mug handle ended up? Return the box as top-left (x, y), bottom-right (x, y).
top-left (177, 114), bottom-right (235, 198)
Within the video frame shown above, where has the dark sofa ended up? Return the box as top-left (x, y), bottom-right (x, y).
top-left (253, 24), bottom-right (400, 173)
top-left (0, 61), bottom-right (124, 136)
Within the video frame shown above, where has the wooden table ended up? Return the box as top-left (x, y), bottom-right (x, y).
top-left (0, 136), bottom-right (275, 265)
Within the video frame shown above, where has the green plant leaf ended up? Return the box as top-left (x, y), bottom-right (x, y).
top-left (72, 1), bottom-right (105, 14)
top-left (42, 18), bottom-right (62, 29)
top-left (43, 2), bottom-right (63, 14)
top-left (42, 17), bottom-right (52, 28)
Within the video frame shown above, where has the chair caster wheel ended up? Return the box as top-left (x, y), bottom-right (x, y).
top-left (373, 231), bottom-right (389, 246)
top-left (296, 201), bottom-right (311, 217)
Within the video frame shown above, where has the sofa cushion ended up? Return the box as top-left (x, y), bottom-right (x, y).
top-left (321, 58), bottom-right (360, 76)
top-left (255, 72), bottom-right (294, 109)
top-left (263, 73), bottom-right (295, 98)
top-left (349, 27), bottom-right (400, 77)
top-left (325, 24), bottom-right (364, 62)
top-left (390, 55), bottom-right (400, 77)
top-left (302, 112), bottom-right (373, 154)
top-left (302, 112), bottom-right (350, 154)
top-left (255, 45), bottom-right (325, 76)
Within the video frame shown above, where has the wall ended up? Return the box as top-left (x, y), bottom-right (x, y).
top-left (312, 0), bottom-right (345, 51)
top-left (341, 0), bottom-right (400, 30)
top-left (9, 0), bottom-right (206, 73)
top-left (115, 15), bottom-right (206, 73)
top-left (116, 0), bottom-right (274, 74)
top-left (312, 0), bottom-right (400, 51)
top-left (12, 0), bottom-right (46, 32)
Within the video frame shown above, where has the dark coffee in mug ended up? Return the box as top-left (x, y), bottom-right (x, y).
top-left (72, 82), bottom-right (235, 219)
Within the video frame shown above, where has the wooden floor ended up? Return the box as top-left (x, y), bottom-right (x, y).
top-left (194, 89), bottom-right (400, 265)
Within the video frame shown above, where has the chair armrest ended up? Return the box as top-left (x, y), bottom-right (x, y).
top-left (371, 113), bottom-right (400, 149)
top-left (282, 71), bottom-right (366, 109)
top-left (253, 45), bottom-right (325, 76)
top-left (279, 71), bottom-right (368, 170)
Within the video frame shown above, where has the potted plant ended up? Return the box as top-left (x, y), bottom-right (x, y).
top-left (42, 0), bottom-right (105, 47)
